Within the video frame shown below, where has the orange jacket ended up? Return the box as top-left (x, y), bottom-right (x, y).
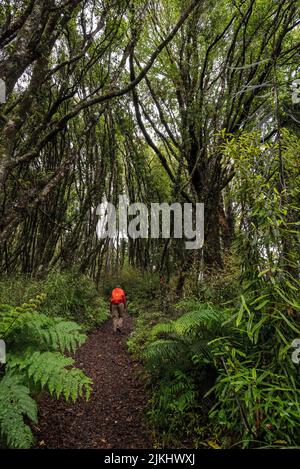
top-left (111, 288), bottom-right (126, 305)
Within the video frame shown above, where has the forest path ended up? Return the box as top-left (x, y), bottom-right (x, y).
top-left (34, 315), bottom-right (151, 448)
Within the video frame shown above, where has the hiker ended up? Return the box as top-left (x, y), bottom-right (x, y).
top-left (110, 286), bottom-right (127, 333)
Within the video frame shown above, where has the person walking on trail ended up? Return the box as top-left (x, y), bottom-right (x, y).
top-left (110, 286), bottom-right (127, 334)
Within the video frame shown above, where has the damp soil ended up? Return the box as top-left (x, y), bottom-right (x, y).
top-left (34, 315), bottom-right (151, 449)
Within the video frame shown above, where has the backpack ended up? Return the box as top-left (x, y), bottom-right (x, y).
top-left (111, 288), bottom-right (125, 304)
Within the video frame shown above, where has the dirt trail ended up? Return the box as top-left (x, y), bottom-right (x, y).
top-left (34, 315), bottom-right (151, 449)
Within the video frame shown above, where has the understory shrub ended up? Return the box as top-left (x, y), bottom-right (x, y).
top-left (101, 266), bottom-right (161, 308)
top-left (0, 270), bottom-right (108, 329)
top-left (127, 310), bottom-right (169, 359)
top-left (41, 271), bottom-right (108, 328)
top-left (207, 273), bottom-right (300, 448)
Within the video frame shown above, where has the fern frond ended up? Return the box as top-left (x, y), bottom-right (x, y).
top-left (0, 304), bottom-right (19, 337)
top-left (0, 373), bottom-right (37, 449)
top-left (0, 294), bottom-right (47, 339)
top-left (190, 339), bottom-right (212, 361)
top-left (149, 304), bottom-right (227, 347)
top-left (144, 339), bottom-right (184, 364)
top-left (3, 310), bottom-right (86, 353)
top-left (174, 304), bottom-right (228, 337)
top-left (145, 302), bottom-right (231, 375)
top-left (0, 294), bottom-right (92, 449)
top-left (150, 321), bottom-right (176, 338)
top-left (7, 350), bottom-right (92, 401)
top-left (44, 319), bottom-right (86, 353)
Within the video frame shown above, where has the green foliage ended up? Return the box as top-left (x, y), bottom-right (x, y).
top-left (0, 277), bottom-right (42, 308)
top-left (128, 130), bottom-right (300, 448)
top-left (40, 271), bottom-right (109, 327)
top-left (148, 371), bottom-right (199, 448)
top-left (142, 301), bottom-right (229, 446)
top-left (0, 271), bottom-right (109, 329)
top-left (0, 297), bottom-right (86, 353)
top-left (209, 360), bottom-right (300, 448)
top-left (196, 255), bottom-right (240, 305)
top-left (0, 373), bottom-right (37, 449)
top-left (0, 294), bottom-right (92, 449)
top-left (102, 266), bottom-right (161, 312)
top-left (207, 276), bottom-right (300, 447)
top-left (127, 311), bottom-right (168, 359)
top-left (145, 301), bottom-right (229, 367)
top-left (205, 130), bottom-right (300, 448)
top-left (8, 351), bottom-right (92, 402)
